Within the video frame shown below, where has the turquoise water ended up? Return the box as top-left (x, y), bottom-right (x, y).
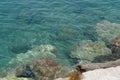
top-left (0, 0), bottom-right (120, 71)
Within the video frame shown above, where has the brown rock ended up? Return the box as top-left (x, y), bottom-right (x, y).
top-left (107, 36), bottom-right (120, 53)
top-left (65, 71), bottom-right (81, 80)
top-left (16, 57), bottom-right (63, 80)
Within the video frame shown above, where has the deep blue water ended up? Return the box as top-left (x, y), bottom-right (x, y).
top-left (0, 0), bottom-right (120, 71)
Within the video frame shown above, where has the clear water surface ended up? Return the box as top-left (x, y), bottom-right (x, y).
top-left (0, 0), bottom-right (120, 72)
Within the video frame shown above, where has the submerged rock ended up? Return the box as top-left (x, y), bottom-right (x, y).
top-left (10, 43), bottom-right (31, 54)
top-left (107, 36), bottom-right (120, 53)
top-left (54, 78), bottom-right (69, 80)
top-left (93, 36), bottom-right (120, 62)
top-left (16, 57), bottom-right (64, 80)
top-left (93, 53), bottom-right (120, 63)
top-left (58, 28), bottom-right (78, 40)
top-left (96, 20), bottom-right (120, 42)
top-left (33, 45), bottom-right (57, 55)
top-left (8, 45), bottom-right (57, 66)
top-left (16, 10), bottom-right (45, 24)
top-left (70, 40), bottom-right (112, 63)
top-left (0, 75), bottom-right (33, 80)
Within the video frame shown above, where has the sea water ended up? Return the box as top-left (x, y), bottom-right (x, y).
top-left (0, 0), bottom-right (120, 73)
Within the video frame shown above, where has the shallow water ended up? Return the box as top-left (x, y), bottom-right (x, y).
top-left (0, 0), bottom-right (120, 72)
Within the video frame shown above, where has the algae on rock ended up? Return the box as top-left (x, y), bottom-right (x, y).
top-left (70, 40), bottom-right (112, 63)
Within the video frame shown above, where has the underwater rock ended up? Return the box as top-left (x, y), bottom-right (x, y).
top-left (8, 45), bottom-right (57, 66)
top-left (16, 65), bottom-right (35, 78)
top-left (96, 20), bottom-right (120, 42)
top-left (83, 30), bottom-right (98, 42)
top-left (94, 36), bottom-right (120, 62)
top-left (70, 40), bottom-right (112, 63)
top-left (16, 57), bottom-right (64, 80)
top-left (16, 10), bottom-right (45, 24)
top-left (107, 36), bottom-right (120, 53)
top-left (112, 36), bottom-right (120, 47)
top-left (33, 45), bottom-right (57, 55)
top-left (54, 78), bottom-right (69, 80)
top-left (10, 43), bottom-right (31, 54)
top-left (92, 36), bottom-right (120, 62)
top-left (58, 28), bottom-right (78, 40)
top-left (0, 75), bottom-right (33, 80)
top-left (93, 53), bottom-right (120, 63)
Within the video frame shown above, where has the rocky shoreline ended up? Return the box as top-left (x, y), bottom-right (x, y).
top-left (1, 21), bottom-right (120, 80)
